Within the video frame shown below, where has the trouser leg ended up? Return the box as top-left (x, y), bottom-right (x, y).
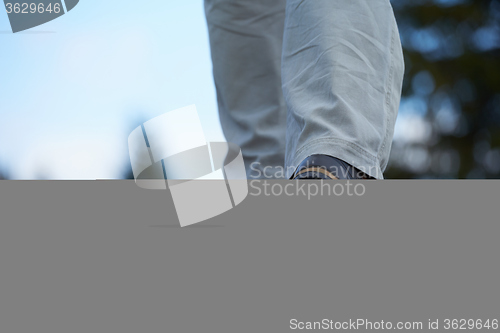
top-left (205, 0), bottom-right (287, 179)
top-left (282, 0), bottom-right (405, 179)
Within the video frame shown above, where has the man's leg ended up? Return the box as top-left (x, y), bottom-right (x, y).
top-left (205, 0), bottom-right (287, 179)
top-left (282, 0), bottom-right (405, 179)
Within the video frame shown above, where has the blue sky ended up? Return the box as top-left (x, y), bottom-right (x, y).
top-left (0, 0), bottom-right (224, 179)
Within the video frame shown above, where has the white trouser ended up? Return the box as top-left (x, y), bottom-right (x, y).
top-left (205, 0), bottom-right (405, 179)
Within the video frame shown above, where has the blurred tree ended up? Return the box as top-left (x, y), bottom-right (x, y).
top-left (386, 0), bottom-right (500, 178)
top-left (0, 161), bottom-right (8, 179)
top-left (122, 113), bottom-right (151, 180)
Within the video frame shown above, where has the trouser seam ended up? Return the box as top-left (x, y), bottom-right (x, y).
top-left (378, 24), bottom-right (396, 164)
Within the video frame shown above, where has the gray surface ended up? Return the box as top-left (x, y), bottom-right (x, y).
top-left (0, 180), bottom-right (499, 332)
top-left (64, 0), bottom-right (78, 12)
